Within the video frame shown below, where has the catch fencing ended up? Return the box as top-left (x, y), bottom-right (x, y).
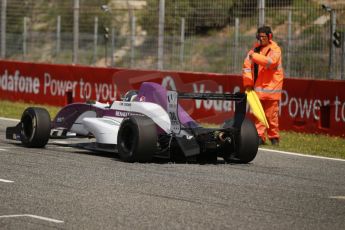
top-left (0, 0), bottom-right (344, 79)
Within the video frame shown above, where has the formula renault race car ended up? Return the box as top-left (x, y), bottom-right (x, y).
top-left (6, 82), bottom-right (259, 163)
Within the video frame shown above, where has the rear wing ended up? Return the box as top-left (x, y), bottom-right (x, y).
top-left (179, 92), bottom-right (247, 130)
top-left (177, 92), bottom-right (246, 101)
top-left (167, 91), bottom-right (247, 134)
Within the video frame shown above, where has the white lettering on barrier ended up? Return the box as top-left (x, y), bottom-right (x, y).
top-left (43, 74), bottom-right (117, 101)
top-left (288, 97), bottom-right (298, 118)
top-left (44, 73), bottom-right (78, 97)
top-left (1, 69), bottom-right (118, 101)
top-left (161, 76), bottom-right (177, 91)
top-left (79, 78), bottom-right (84, 98)
top-left (335, 96), bottom-right (341, 122)
top-left (279, 90), bottom-right (288, 116)
top-left (193, 83), bottom-right (241, 112)
top-left (313, 100), bottom-right (322, 120)
top-left (299, 98), bottom-right (313, 118)
top-left (0, 70), bottom-right (39, 94)
top-left (281, 91), bottom-right (345, 123)
top-left (334, 96), bottom-right (345, 123)
top-left (95, 83), bottom-right (117, 101)
top-left (84, 82), bottom-right (92, 99)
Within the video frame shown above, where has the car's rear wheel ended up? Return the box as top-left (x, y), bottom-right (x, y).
top-left (20, 107), bottom-right (51, 148)
top-left (117, 115), bottom-right (157, 162)
top-left (222, 118), bottom-right (259, 163)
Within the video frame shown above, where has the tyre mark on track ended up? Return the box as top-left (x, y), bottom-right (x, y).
top-left (138, 191), bottom-right (203, 205)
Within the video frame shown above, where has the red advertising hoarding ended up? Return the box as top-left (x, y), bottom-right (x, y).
top-left (0, 60), bottom-right (344, 137)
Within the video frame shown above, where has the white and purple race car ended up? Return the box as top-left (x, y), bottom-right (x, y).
top-left (6, 82), bottom-right (259, 163)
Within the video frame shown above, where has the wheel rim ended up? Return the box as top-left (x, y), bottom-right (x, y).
top-left (22, 113), bottom-right (35, 141)
top-left (120, 123), bottom-right (136, 155)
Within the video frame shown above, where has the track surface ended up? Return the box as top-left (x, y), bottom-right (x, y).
top-left (1, 118), bottom-right (345, 229)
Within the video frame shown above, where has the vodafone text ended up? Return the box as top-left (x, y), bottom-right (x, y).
top-left (0, 70), bottom-right (117, 101)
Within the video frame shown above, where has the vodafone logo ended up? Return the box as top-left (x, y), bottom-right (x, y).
top-left (161, 75), bottom-right (240, 113)
top-left (161, 76), bottom-right (176, 91)
top-left (0, 69), bottom-right (40, 94)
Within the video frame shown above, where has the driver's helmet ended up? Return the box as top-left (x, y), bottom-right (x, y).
top-left (123, 90), bottom-right (138, 102)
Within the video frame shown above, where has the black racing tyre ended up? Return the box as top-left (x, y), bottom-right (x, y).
top-left (222, 118), bottom-right (259, 163)
top-left (20, 107), bottom-right (51, 148)
top-left (117, 115), bottom-right (157, 162)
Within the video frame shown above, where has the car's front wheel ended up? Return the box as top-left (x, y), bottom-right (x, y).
top-left (20, 107), bottom-right (51, 148)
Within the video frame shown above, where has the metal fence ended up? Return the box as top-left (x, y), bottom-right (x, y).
top-left (1, 0), bottom-right (345, 79)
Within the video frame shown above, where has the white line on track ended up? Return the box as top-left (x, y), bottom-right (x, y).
top-left (0, 148), bottom-right (7, 151)
top-left (0, 117), bottom-right (19, 122)
top-left (51, 141), bottom-right (71, 145)
top-left (260, 148), bottom-right (345, 162)
top-left (0, 214), bottom-right (64, 223)
top-left (329, 196), bottom-right (345, 200)
top-left (0, 179), bottom-right (14, 183)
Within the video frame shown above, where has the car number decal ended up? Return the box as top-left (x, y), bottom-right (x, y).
top-left (167, 91), bottom-right (181, 134)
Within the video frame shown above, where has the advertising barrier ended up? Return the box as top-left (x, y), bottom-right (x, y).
top-left (0, 60), bottom-right (344, 137)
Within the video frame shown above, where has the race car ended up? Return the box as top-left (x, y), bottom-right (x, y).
top-left (6, 82), bottom-right (259, 163)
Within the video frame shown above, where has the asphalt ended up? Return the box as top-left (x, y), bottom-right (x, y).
top-left (1, 118), bottom-right (345, 230)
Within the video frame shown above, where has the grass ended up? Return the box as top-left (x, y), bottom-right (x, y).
top-left (263, 131), bottom-right (345, 159)
top-left (1, 99), bottom-right (344, 160)
top-left (0, 100), bottom-right (61, 120)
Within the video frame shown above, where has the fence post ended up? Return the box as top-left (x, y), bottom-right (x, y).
top-left (93, 16), bottom-right (98, 65)
top-left (130, 15), bottom-right (136, 68)
top-left (1, 0), bottom-right (7, 58)
top-left (286, 10), bottom-right (292, 78)
top-left (73, 0), bottom-right (79, 64)
top-left (179, 17), bottom-right (185, 66)
top-left (157, 0), bottom-right (165, 70)
top-left (23, 17), bottom-right (28, 60)
top-left (111, 27), bottom-right (115, 66)
top-left (104, 26), bottom-right (108, 66)
top-left (233, 17), bottom-right (239, 73)
top-left (56, 15), bottom-right (61, 56)
top-left (341, 32), bottom-right (345, 80)
top-left (258, 0), bottom-right (265, 27)
top-left (329, 10), bottom-right (336, 79)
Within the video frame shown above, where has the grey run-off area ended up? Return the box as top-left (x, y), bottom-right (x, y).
top-left (0, 118), bottom-right (345, 229)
